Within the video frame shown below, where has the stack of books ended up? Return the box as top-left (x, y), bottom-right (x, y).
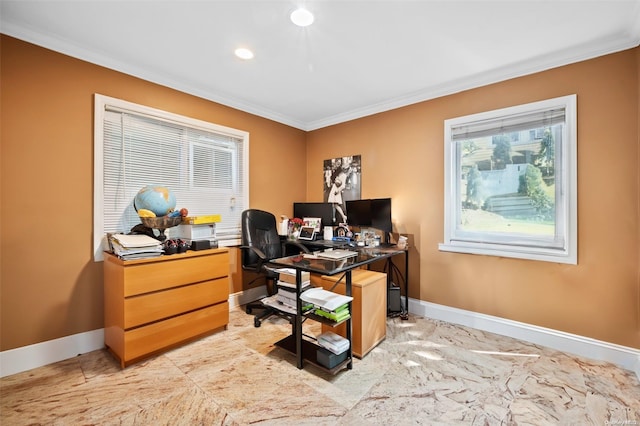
top-left (108, 233), bottom-right (163, 260)
top-left (276, 283), bottom-right (312, 308)
top-left (317, 331), bottom-right (350, 355)
top-left (300, 287), bottom-right (353, 323)
top-left (181, 214), bottom-right (221, 225)
top-left (176, 214), bottom-right (222, 247)
top-left (275, 268), bottom-right (312, 310)
top-left (314, 303), bottom-right (350, 322)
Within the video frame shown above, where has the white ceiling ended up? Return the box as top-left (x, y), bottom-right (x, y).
top-left (2, 1), bottom-right (640, 130)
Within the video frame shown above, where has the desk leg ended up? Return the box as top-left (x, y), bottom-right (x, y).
top-left (345, 270), bottom-right (353, 370)
top-left (295, 269), bottom-right (303, 369)
top-left (402, 249), bottom-right (409, 320)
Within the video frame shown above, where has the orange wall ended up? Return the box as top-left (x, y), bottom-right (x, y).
top-left (0, 36), bottom-right (307, 351)
top-left (1, 35), bottom-right (639, 352)
top-left (307, 47), bottom-right (640, 349)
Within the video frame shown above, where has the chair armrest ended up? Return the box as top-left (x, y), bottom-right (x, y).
top-left (239, 244), bottom-right (267, 259)
top-left (283, 240), bottom-right (311, 254)
top-left (239, 245), bottom-right (268, 271)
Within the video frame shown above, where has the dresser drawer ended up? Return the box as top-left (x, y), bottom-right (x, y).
top-left (124, 278), bottom-right (228, 329)
top-left (124, 251), bottom-right (228, 296)
top-left (124, 302), bottom-right (229, 363)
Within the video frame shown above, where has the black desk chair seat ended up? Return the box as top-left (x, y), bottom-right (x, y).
top-left (240, 209), bottom-right (309, 327)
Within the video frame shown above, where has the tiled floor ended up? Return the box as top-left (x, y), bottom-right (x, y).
top-left (2, 307), bottom-right (639, 425)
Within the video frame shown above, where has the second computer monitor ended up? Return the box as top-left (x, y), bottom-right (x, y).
top-left (370, 198), bottom-right (393, 233)
top-left (345, 198), bottom-right (392, 233)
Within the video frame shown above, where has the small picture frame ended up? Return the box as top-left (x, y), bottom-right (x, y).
top-left (303, 217), bottom-right (322, 233)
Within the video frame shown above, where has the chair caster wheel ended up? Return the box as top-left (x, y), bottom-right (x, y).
top-left (254, 318), bottom-right (261, 327)
top-left (246, 306), bottom-right (252, 314)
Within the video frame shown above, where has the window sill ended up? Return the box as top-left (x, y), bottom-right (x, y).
top-left (438, 242), bottom-right (576, 265)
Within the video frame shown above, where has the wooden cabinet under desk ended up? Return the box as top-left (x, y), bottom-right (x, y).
top-left (103, 248), bottom-right (229, 368)
top-left (320, 269), bottom-right (387, 358)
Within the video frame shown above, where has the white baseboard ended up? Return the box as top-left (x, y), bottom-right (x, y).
top-left (0, 287), bottom-right (268, 379)
top-left (3, 293), bottom-right (637, 381)
top-left (0, 329), bottom-right (105, 378)
top-left (407, 297), bottom-right (640, 380)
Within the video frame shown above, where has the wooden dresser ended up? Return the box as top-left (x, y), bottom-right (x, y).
top-left (103, 248), bottom-right (229, 367)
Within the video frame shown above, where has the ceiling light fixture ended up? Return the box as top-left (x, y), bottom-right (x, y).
top-left (234, 48), bottom-right (254, 60)
top-left (290, 7), bottom-right (314, 27)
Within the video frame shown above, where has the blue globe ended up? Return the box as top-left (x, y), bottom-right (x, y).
top-left (134, 185), bottom-right (176, 217)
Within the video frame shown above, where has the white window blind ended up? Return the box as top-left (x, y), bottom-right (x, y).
top-left (94, 94), bottom-right (249, 260)
top-left (451, 107), bottom-right (566, 141)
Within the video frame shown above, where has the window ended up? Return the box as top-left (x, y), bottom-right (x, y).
top-left (439, 95), bottom-right (577, 264)
top-left (93, 94), bottom-right (249, 261)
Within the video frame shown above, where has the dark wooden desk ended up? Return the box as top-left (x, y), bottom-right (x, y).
top-left (269, 247), bottom-right (405, 372)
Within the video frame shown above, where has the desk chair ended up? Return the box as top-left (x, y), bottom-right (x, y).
top-left (240, 209), bottom-right (309, 327)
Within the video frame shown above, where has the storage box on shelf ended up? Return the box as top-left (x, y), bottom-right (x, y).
top-left (103, 248), bottom-right (229, 368)
top-left (320, 269), bottom-right (387, 358)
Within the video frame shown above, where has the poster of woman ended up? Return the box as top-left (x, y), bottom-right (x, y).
top-left (323, 155), bottom-right (361, 224)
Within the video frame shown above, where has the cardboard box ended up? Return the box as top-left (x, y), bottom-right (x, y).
top-left (278, 270), bottom-right (310, 284)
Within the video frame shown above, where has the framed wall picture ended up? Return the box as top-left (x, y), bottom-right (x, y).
top-left (323, 155), bottom-right (361, 224)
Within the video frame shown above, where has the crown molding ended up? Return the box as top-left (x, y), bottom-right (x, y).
top-left (0, 22), bottom-right (308, 130)
top-left (305, 31), bottom-right (640, 131)
top-left (2, 15), bottom-right (639, 133)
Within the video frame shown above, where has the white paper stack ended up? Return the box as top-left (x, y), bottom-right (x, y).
top-left (275, 268), bottom-right (312, 307)
top-left (174, 223), bottom-right (216, 245)
top-left (300, 287), bottom-right (353, 312)
top-left (276, 282), bottom-right (311, 308)
top-left (261, 295), bottom-right (297, 315)
top-left (109, 234), bottom-right (163, 260)
top-left (317, 331), bottom-right (350, 355)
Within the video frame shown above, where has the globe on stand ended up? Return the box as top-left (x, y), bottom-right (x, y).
top-left (134, 185), bottom-right (179, 241)
top-left (134, 185), bottom-right (176, 217)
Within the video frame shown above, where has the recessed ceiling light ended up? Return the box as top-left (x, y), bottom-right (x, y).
top-left (234, 48), bottom-right (254, 60)
top-left (290, 7), bottom-right (314, 27)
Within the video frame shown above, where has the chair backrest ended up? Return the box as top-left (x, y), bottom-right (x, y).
top-left (241, 209), bottom-right (283, 269)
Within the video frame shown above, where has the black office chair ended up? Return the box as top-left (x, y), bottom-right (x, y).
top-left (240, 209), bottom-right (310, 327)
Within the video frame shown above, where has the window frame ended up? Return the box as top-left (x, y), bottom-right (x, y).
top-left (439, 95), bottom-right (577, 264)
top-left (93, 94), bottom-right (249, 261)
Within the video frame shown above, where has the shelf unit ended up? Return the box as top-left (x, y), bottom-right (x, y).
top-left (264, 293), bottom-right (352, 374)
top-left (268, 247), bottom-right (406, 373)
top-left (274, 334), bottom-right (350, 374)
top-left (103, 248), bottom-right (229, 367)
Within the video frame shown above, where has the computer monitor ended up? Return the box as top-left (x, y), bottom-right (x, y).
top-left (346, 198), bottom-right (393, 243)
top-left (345, 199), bottom-right (372, 228)
top-left (370, 198), bottom-right (392, 233)
top-left (293, 202), bottom-right (336, 229)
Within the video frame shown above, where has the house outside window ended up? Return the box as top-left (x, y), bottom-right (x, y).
top-left (439, 95), bottom-right (577, 264)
